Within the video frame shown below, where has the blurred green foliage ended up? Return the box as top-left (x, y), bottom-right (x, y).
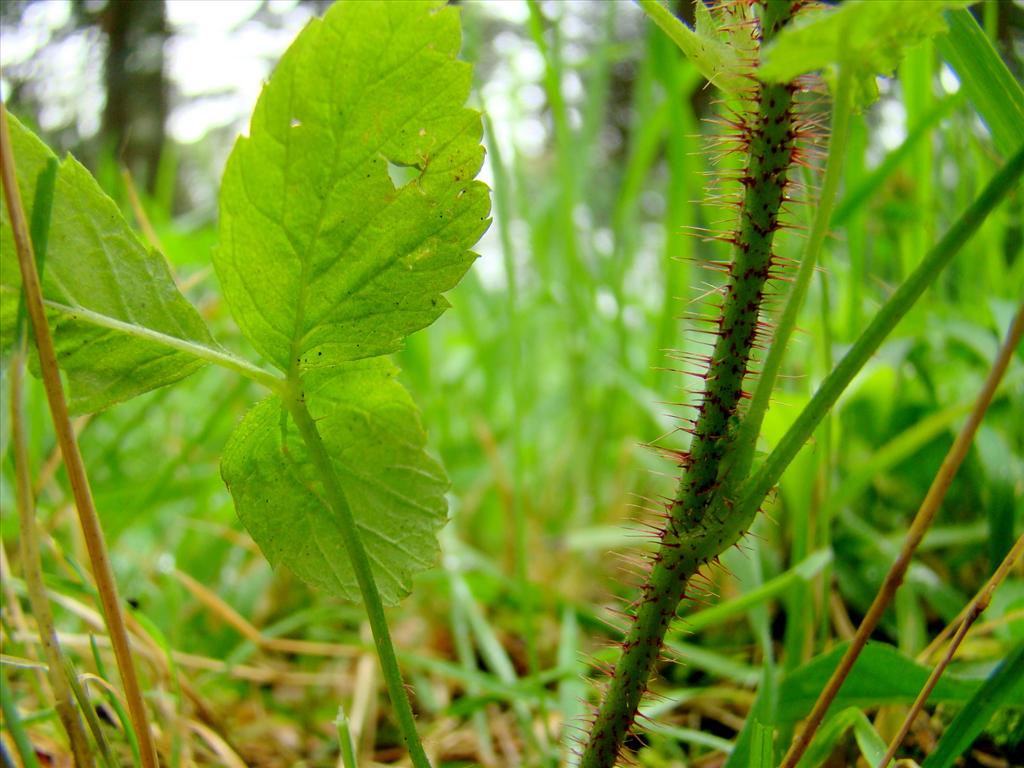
top-left (1, 1), bottom-right (1021, 766)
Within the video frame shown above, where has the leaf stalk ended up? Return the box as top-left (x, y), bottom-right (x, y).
top-left (283, 384), bottom-right (433, 768)
top-left (30, 297), bottom-right (285, 392)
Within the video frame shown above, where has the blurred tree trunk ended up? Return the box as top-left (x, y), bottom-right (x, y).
top-left (101, 0), bottom-right (167, 193)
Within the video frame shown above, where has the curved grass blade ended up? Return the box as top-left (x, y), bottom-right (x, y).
top-left (937, 8), bottom-right (1024, 157)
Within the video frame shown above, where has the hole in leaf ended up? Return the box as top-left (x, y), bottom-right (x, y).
top-left (290, 118), bottom-right (301, 128)
top-left (386, 159), bottom-right (419, 188)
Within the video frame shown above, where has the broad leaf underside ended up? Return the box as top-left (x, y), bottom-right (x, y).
top-left (221, 359), bottom-right (447, 604)
top-left (216, 0), bottom-right (490, 602)
top-left (1, 115), bottom-right (216, 413)
top-left (216, 0), bottom-right (489, 373)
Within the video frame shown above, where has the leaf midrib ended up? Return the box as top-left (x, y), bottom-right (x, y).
top-left (14, 290), bottom-right (284, 391)
top-left (282, 11), bottom-right (450, 379)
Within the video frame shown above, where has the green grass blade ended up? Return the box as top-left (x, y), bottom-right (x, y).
top-left (557, 607), bottom-right (587, 767)
top-left (779, 643), bottom-right (978, 724)
top-left (335, 706), bottom-right (359, 768)
top-left (449, 570), bottom-right (548, 758)
top-left (821, 401), bottom-right (973, 521)
top-left (89, 635), bottom-right (141, 767)
top-left (735, 144), bottom-right (1024, 524)
top-left (444, 539), bottom-right (499, 765)
top-left (0, 676), bottom-right (42, 768)
top-left (64, 659), bottom-right (118, 768)
top-left (749, 720), bottom-right (774, 768)
top-left (636, 0), bottom-right (746, 93)
top-left (851, 713), bottom-right (890, 768)
top-left (831, 94), bottom-right (961, 229)
top-left (679, 549), bottom-right (832, 634)
top-left (937, 8), bottom-right (1024, 157)
top-left (794, 707), bottom-right (881, 768)
top-left (921, 641), bottom-right (1024, 768)
top-left (638, 721), bottom-right (734, 755)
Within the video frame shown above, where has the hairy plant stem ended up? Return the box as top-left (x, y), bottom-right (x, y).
top-left (0, 102), bottom-right (160, 768)
top-left (728, 62), bottom-right (855, 487)
top-left (283, 383), bottom-right (432, 768)
top-left (580, 3), bottom-right (798, 765)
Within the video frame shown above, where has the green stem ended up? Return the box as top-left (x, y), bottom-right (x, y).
top-left (284, 387), bottom-right (432, 768)
top-left (734, 143), bottom-right (1024, 526)
top-left (670, 0), bottom-right (796, 532)
top-left (636, 0), bottom-right (747, 94)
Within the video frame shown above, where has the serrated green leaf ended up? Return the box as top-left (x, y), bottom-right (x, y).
top-left (220, 358), bottom-right (447, 604)
top-left (215, 0), bottom-right (490, 373)
top-left (759, 0), bottom-right (972, 107)
top-left (214, 0), bottom-right (490, 604)
top-left (1, 114), bottom-right (217, 413)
